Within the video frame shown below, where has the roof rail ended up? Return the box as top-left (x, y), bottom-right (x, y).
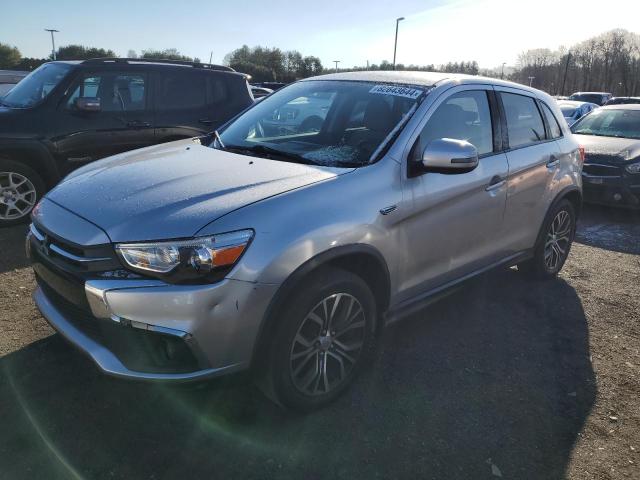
top-left (82, 58), bottom-right (235, 72)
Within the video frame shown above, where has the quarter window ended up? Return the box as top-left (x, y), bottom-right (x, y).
top-left (418, 90), bottom-right (494, 156)
top-left (541, 103), bottom-right (563, 139)
top-left (501, 93), bottom-right (546, 148)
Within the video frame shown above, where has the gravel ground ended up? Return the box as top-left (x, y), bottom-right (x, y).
top-left (0, 205), bottom-right (638, 480)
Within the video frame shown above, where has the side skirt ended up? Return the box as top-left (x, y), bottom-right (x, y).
top-left (384, 251), bottom-right (532, 325)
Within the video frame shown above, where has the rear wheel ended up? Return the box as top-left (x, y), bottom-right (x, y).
top-left (262, 267), bottom-right (377, 411)
top-left (0, 159), bottom-right (45, 227)
top-left (519, 199), bottom-right (576, 280)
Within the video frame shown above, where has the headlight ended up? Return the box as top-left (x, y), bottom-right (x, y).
top-left (625, 162), bottom-right (640, 174)
top-left (116, 230), bottom-right (253, 283)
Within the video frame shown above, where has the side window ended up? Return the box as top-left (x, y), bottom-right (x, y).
top-left (206, 76), bottom-right (229, 106)
top-left (66, 76), bottom-right (101, 107)
top-left (66, 73), bottom-right (146, 112)
top-left (541, 103), bottom-right (563, 139)
top-left (157, 72), bottom-right (206, 111)
top-left (419, 90), bottom-right (493, 156)
top-left (501, 92), bottom-right (546, 148)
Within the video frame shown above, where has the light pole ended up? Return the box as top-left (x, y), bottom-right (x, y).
top-left (45, 29), bottom-right (59, 60)
top-left (209, 51), bottom-right (213, 64)
top-left (501, 62), bottom-right (506, 79)
top-left (333, 60), bottom-right (340, 73)
top-left (393, 17), bottom-right (405, 70)
top-left (528, 76), bottom-right (535, 87)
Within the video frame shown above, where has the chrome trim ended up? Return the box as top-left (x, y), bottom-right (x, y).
top-left (581, 172), bottom-right (620, 179)
top-left (30, 223), bottom-right (45, 241)
top-left (48, 243), bottom-right (111, 263)
top-left (34, 286), bottom-right (246, 382)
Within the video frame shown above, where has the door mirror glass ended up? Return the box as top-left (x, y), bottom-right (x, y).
top-left (422, 138), bottom-right (479, 172)
top-left (75, 97), bottom-right (101, 112)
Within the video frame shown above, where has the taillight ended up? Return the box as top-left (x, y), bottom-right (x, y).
top-left (578, 146), bottom-right (585, 165)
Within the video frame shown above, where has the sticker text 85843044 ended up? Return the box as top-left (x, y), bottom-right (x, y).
top-left (369, 84), bottom-right (423, 99)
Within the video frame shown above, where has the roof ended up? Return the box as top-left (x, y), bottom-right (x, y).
top-left (600, 104), bottom-right (640, 111)
top-left (302, 70), bottom-right (538, 92)
top-left (570, 91), bottom-right (612, 95)
top-left (557, 100), bottom-right (597, 107)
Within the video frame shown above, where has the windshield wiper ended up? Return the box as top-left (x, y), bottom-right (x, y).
top-left (224, 144), bottom-right (317, 165)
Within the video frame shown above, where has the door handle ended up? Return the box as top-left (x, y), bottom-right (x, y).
top-left (485, 175), bottom-right (506, 192)
top-left (547, 155), bottom-right (560, 168)
top-left (126, 121), bottom-right (151, 128)
top-left (199, 118), bottom-right (213, 125)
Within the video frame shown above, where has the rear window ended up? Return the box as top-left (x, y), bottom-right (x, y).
top-left (501, 93), bottom-right (546, 148)
top-left (569, 94), bottom-right (604, 104)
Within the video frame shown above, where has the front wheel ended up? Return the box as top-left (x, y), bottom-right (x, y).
top-left (0, 159), bottom-right (45, 227)
top-left (263, 267), bottom-right (377, 411)
top-left (519, 199), bottom-right (576, 279)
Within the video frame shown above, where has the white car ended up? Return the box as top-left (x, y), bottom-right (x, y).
top-left (557, 100), bottom-right (598, 126)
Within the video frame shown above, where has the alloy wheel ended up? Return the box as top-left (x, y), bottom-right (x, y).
top-left (544, 209), bottom-right (572, 272)
top-left (0, 172), bottom-right (37, 220)
top-left (289, 293), bottom-right (367, 396)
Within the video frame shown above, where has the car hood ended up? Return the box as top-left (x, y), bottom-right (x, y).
top-left (46, 140), bottom-right (352, 243)
top-left (573, 134), bottom-right (640, 162)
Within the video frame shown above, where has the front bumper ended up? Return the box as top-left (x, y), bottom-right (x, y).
top-left (581, 164), bottom-right (640, 208)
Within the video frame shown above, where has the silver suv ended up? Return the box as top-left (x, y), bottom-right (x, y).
top-left (28, 71), bottom-right (583, 411)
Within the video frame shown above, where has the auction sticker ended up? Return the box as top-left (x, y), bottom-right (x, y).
top-left (369, 84), bottom-right (423, 99)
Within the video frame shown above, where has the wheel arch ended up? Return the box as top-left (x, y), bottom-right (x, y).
top-left (0, 142), bottom-right (60, 188)
top-left (250, 244), bottom-right (391, 369)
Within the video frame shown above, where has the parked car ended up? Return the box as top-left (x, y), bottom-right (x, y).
top-left (568, 91), bottom-right (612, 106)
top-left (0, 70), bottom-right (28, 97)
top-left (28, 71), bottom-right (582, 411)
top-left (250, 85), bottom-right (273, 99)
top-left (254, 81), bottom-right (286, 91)
top-left (0, 58), bottom-right (253, 226)
top-left (261, 90), bottom-right (333, 135)
top-left (571, 104), bottom-right (640, 208)
top-left (604, 96), bottom-right (640, 106)
top-left (557, 100), bottom-right (598, 125)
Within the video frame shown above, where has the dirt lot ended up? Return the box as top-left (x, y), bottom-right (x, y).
top-left (0, 205), bottom-right (638, 480)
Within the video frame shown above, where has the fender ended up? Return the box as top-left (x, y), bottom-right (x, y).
top-left (0, 139), bottom-right (60, 187)
top-left (250, 243), bottom-right (391, 367)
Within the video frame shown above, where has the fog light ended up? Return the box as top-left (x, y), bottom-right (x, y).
top-left (613, 193), bottom-right (622, 202)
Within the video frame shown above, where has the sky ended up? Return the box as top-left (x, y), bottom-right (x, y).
top-left (3, 0), bottom-right (640, 70)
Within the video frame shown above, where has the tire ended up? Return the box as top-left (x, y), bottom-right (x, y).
top-left (0, 159), bottom-right (45, 227)
top-left (518, 199), bottom-right (576, 280)
top-left (261, 267), bottom-right (378, 411)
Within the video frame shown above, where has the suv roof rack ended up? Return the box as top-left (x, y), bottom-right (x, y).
top-left (82, 58), bottom-right (235, 72)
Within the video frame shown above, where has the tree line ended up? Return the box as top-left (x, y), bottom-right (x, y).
top-left (512, 29), bottom-right (640, 96)
top-left (2, 29), bottom-right (640, 96)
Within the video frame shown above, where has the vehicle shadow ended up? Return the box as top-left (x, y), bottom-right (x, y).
top-left (575, 204), bottom-right (640, 255)
top-left (0, 268), bottom-right (595, 479)
top-left (0, 224), bottom-right (29, 273)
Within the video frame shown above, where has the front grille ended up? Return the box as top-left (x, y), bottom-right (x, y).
top-left (29, 223), bottom-right (121, 274)
top-left (583, 163), bottom-right (621, 177)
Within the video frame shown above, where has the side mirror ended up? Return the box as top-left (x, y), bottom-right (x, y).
top-left (421, 138), bottom-right (479, 173)
top-left (75, 97), bottom-right (101, 112)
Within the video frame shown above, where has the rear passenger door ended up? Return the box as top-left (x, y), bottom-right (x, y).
top-left (496, 88), bottom-right (560, 253)
top-left (153, 70), bottom-right (209, 141)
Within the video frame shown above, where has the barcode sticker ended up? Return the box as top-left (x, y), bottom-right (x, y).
top-left (369, 85), bottom-right (423, 99)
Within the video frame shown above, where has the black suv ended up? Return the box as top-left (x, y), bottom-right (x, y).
top-left (0, 58), bottom-right (254, 226)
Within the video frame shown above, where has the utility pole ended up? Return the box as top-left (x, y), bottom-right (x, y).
top-left (209, 51), bottom-right (213, 64)
top-left (393, 17), bottom-right (405, 70)
top-left (45, 29), bottom-right (59, 60)
top-left (528, 76), bottom-right (535, 87)
top-left (501, 62), bottom-right (506, 79)
top-left (333, 60), bottom-right (340, 72)
top-left (366, 60), bottom-right (369, 69)
top-left (561, 51), bottom-right (571, 96)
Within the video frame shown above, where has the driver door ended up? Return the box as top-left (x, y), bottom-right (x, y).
top-left (53, 70), bottom-right (155, 171)
top-left (397, 86), bottom-right (510, 302)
